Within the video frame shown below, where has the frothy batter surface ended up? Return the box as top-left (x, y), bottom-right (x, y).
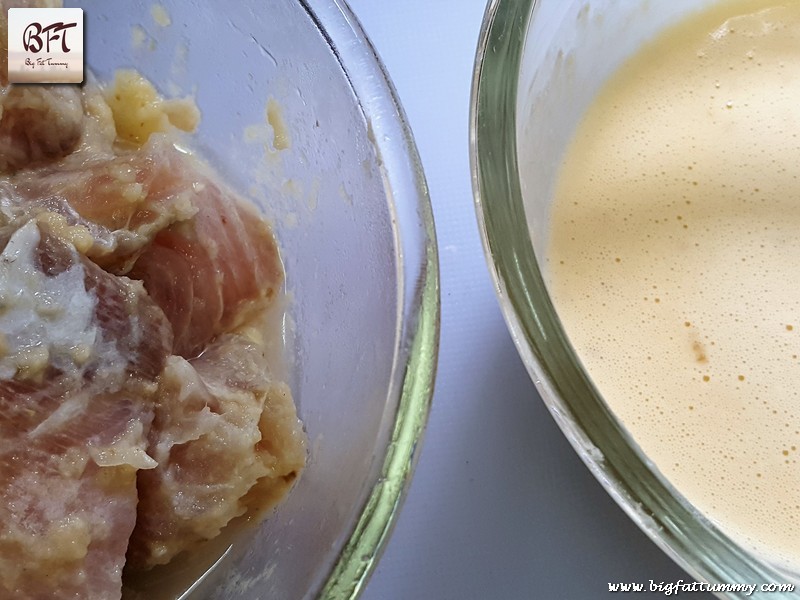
top-left (548, 0), bottom-right (800, 572)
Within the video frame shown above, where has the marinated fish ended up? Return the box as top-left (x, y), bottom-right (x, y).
top-left (0, 5), bottom-right (305, 598)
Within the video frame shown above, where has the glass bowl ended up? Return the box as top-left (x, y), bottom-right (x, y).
top-left (71, 0), bottom-right (439, 598)
top-left (471, 0), bottom-right (798, 596)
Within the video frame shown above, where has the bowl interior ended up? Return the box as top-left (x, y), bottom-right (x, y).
top-left (72, 0), bottom-right (434, 598)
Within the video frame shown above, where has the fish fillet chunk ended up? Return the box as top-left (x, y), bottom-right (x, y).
top-left (0, 86), bottom-right (85, 173)
top-left (3, 139), bottom-right (283, 345)
top-left (127, 164), bottom-right (284, 357)
top-left (127, 332), bottom-right (305, 570)
top-left (0, 222), bottom-right (172, 599)
top-left (4, 136), bottom-right (202, 272)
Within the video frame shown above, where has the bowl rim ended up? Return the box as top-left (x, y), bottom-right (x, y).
top-left (303, 1), bottom-right (441, 598)
top-left (469, 0), bottom-right (797, 595)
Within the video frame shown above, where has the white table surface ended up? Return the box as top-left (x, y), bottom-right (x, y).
top-left (346, 2), bottom-right (709, 598)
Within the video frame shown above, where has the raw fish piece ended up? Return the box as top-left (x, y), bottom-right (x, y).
top-left (4, 139), bottom-right (282, 351)
top-left (4, 137), bottom-right (200, 272)
top-left (127, 332), bottom-right (305, 570)
top-left (128, 173), bottom-right (283, 357)
top-left (0, 86), bottom-right (85, 173)
top-left (0, 222), bottom-right (172, 599)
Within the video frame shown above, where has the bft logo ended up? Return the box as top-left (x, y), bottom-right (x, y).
top-left (7, 8), bottom-right (83, 84)
top-left (22, 21), bottom-right (78, 54)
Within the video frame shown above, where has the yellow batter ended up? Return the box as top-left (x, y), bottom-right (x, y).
top-left (548, 0), bottom-right (800, 572)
